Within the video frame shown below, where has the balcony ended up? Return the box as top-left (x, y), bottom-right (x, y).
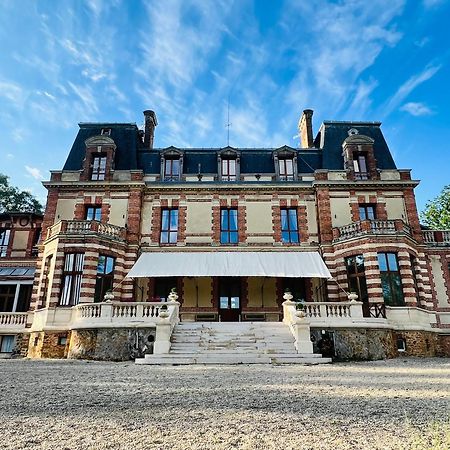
top-left (28, 301), bottom-right (179, 332)
top-left (0, 312), bottom-right (29, 333)
top-left (46, 220), bottom-right (126, 242)
top-left (423, 230), bottom-right (450, 246)
top-left (283, 301), bottom-right (437, 331)
top-left (333, 219), bottom-right (411, 242)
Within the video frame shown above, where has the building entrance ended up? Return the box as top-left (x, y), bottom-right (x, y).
top-left (219, 277), bottom-right (241, 321)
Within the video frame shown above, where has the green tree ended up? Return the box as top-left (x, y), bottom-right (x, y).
top-left (0, 173), bottom-right (43, 214)
top-left (421, 184), bottom-right (450, 230)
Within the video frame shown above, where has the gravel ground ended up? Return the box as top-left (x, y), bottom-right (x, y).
top-left (0, 358), bottom-right (449, 450)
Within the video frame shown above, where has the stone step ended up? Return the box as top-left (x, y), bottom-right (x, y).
top-left (136, 353), bottom-right (331, 365)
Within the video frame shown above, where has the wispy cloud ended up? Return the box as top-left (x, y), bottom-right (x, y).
top-left (400, 102), bottom-right (434, 116)
top-left (383, 64), bottom-right (441, 116)
top-left (0, 80), bottom-right (26, 104)
top-left (283, 0), bottom-right (405, 121)
top-left (68, 82), bottom-right (99, 113)
top-left (25, 166), bottom-right (44, 180)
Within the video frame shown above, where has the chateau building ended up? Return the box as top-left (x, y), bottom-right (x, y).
top-left (1, 109), bottom-right (449, 362)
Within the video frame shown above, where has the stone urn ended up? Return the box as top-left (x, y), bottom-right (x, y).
top-left (348, 292), bottom-right (359, 302)
top-left (168, 288), bottom-right (179, 303)
top-left (103, 291), bottom-right (114, 302)
top-left (295, 310), bottom-right (306, 318)
top-left (283, 290), bottom-right (294, 302)
top-left (159, 305), bottom-right (169, 319)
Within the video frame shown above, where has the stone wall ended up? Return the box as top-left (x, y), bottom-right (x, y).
top-left (395, 330), bottom-right (439, 357)
top-left (68, 328), bottom-right (156, 361)
top-left (10, 333), bottom-right (30, 358)
top-left (27, 331), bottom-right (71, 359)
top-left (311, 328), bottom-right (445, 360)
top-left (438, 334), bottom-right (450, 356)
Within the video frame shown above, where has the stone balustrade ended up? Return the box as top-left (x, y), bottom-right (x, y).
top-left (46, 220), bottom-right (126, 241)
top-left (423, 229), bottom-right (450, 246)
top-left (71, 301), bottom-right (178, 329)
top-left (0, 312), bottom-right (29, 333)
top-left (333, 219), bottom-right (411, 242)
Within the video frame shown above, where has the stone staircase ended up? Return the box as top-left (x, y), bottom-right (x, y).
top-left (135, 322), bottom-right (332, 365)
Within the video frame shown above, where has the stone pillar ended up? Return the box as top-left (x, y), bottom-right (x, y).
top-left (154, 321), bottom-right (172, 354)
top-left (292, 321), bottom-right (313, 354)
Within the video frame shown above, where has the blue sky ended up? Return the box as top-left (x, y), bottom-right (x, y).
top-left (0, 0), bottom-right (449, 212)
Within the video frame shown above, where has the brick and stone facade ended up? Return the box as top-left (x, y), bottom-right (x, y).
top-left (1, 109), bottom-right (448, 360)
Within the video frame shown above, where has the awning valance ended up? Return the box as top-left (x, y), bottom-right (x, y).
top-left (126, 251), bottom-right (331, 279)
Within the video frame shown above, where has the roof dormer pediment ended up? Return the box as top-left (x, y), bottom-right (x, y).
top-left (84, 135), bottom-right (116, 149)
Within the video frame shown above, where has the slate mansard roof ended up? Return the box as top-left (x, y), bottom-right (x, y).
top-left (62, 120), bottom-right (397, 175)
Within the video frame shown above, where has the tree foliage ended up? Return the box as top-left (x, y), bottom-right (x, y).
top-left (421, 184), bottom-right (450, 230)
top-left (0, 173), bottom-right (43, 214)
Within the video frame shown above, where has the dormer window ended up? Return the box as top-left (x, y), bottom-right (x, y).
top-left (279, 158), bottom-right (294, 181)
top-left (273, 147), bottom-right (298, 182)
top-left (222, 158), bottom-right (236, 181)
top-left (342, 134), bottom-right (377, 181)
top-left (218, 148), bottom-right (240, 182)
top-left (161, 148), bottom-right (183, 182)
top-left (82, 135), bottom-right (116, 182)
top-left (101, 128), bottom-right (111, 136)
top-left (91, 154), bottom-right (107, 181)
top-left (353, 152), bottom-right (368, 180)
top-left (164, 158), bottom-right (180, 182)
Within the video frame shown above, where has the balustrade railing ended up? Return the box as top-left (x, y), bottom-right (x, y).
top-left (71, 301), bottom-right (176, 328)
top-left (303, 302), bottom-right (354, 319)
top-left (46, 220), bottom-right (125, 241)
top-left (0, 312), bottom-right (28, 328)
top-left (423, 230), bottom-right (450, 245)
top-left (334, 220), bottom-right (411, 242)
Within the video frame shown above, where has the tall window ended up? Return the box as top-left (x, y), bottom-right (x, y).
top-left (94, 255), bottom-right (115, 302)
top-left (0, 229), bottom-right (10, 257)
top-left (85, 205), bottom-right (102, 221)
top-left (160, 209), bottom-right (178, 244)
top-left (220, 209), bottom-right (238, 244)
top-left (0, 285), bottom-right (16, 312)
top-left (60, 253), bottom-right (84, 306)
top-left (221, 158), bottom-right (236, 181)
top-left (91, 154), bottom-right (107, 181)
top-left (281, 208), bottom-right (299, 243)
top-left (353, 152), bottom-right (368, 180)
top-left (164, 158), bottom-right (180, 181)
top-left (345, 255), bottom-right (368, 305)
top-left (279, 158), bottom-right (294, 181)
top-left (378, 252), bottom-right (404, 306)
top-left (359, 204), bottom-right (376, 220)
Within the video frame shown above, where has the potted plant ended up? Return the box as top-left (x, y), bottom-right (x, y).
top-left (295, 299), bottom-right (306, 318)
top-left (168, 287), bottom-right (179, 303)
top-left (283, 289), bottom-right (294, 302)
top-left (159, 303), bottom-right (169, 318)
top-left (103, 290), bottom-right (114, 302)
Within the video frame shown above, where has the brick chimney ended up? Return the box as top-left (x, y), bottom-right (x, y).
top-left (143, 110), bottom-right (158, 149)
top-left (298, 109), bottom-right (314, 148)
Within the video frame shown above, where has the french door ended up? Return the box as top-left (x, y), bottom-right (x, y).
top-left (219, 277), bottom-right (241, 322)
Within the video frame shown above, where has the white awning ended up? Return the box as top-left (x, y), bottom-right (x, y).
top-left (126, 251), bottom-right (331, 279)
